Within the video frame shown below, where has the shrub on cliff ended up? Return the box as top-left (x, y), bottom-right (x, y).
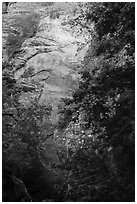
top-left (58, 2), bottom-right (135, 201)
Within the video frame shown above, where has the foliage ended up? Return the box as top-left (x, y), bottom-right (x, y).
top-left (57, 2), bottom-right (135, 202)
top-left (2, 61), bottom-right (58, 201)
top-left (2, 2), bottom-right (135, 202)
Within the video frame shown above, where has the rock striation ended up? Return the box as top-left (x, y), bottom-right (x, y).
top-left (3, 2), bottom-right (90, 124)
top-left (2, 2), bottom-right (91, 188)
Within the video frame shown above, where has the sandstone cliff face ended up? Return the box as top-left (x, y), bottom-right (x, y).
top-left (3, 2), bottom-right (90, 124)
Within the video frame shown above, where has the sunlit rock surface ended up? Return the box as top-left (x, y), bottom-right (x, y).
top-left (2, 2), bottom-right (91, 185)
top-left (3, 2), bottom-right (90, 124)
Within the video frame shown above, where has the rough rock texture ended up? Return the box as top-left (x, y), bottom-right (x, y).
top-left (3, 2), bottom-right (90, 124)
top-left (2, 2), bottom-right (90, 184)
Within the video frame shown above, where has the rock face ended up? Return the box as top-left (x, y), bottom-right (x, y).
top-left (2, 3), bottom-right (90, 195)
top-left (3, 2), bottom-right (90, 124)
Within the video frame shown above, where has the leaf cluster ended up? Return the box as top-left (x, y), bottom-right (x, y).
top-left (57, 2), bottom-right (135, 201)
